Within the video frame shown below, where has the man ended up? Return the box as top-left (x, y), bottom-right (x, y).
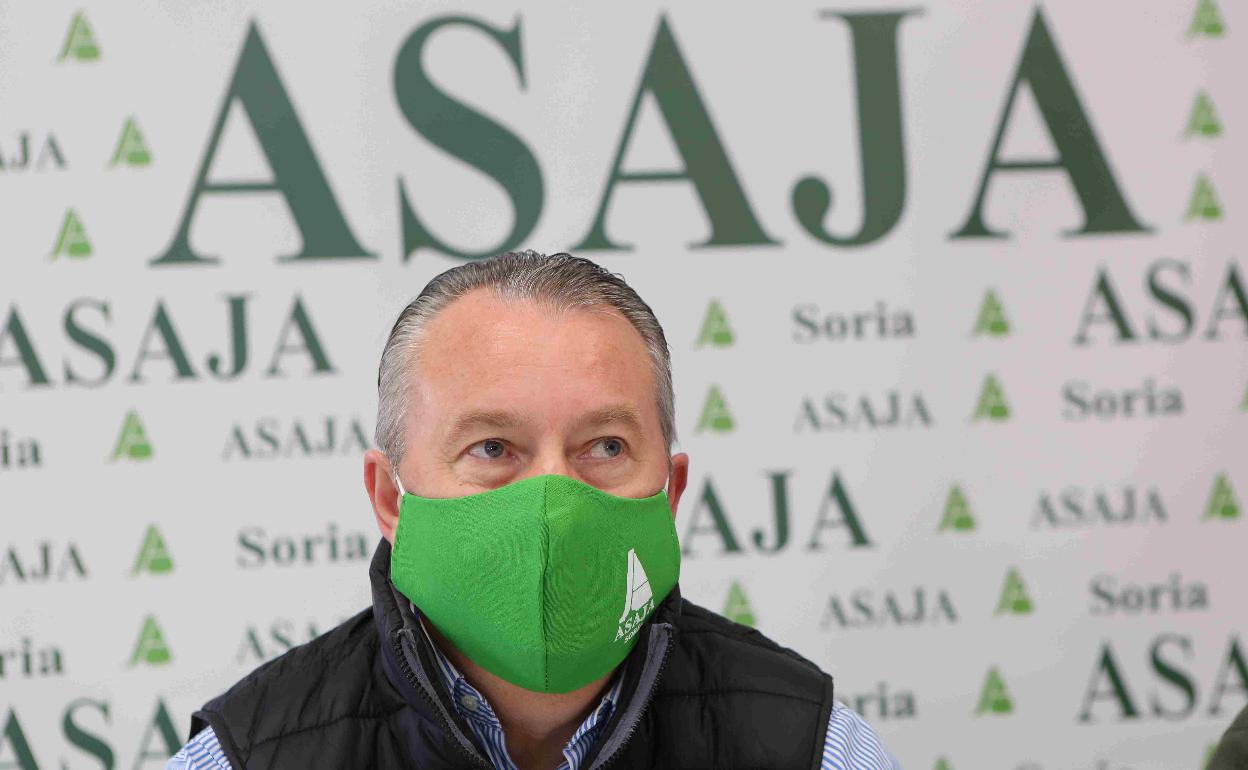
top-left (169, 251), bottom-right (900, 769)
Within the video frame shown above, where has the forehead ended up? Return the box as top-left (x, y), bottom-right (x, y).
top-left (411, 288), bottom-right (658, 419)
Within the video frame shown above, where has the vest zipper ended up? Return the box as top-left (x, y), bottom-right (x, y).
top-left (587, 628), bottom-right (675, 770)
top-left (391, 628), bottom-right (493, 769)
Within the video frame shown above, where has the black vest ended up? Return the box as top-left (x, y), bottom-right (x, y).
top-left (192, 542), bottom-right (835, 769)
top-left (1209, 702), bottom-right (1248, 770)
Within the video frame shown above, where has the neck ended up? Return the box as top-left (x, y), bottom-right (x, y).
top-left (423, 619), bottom-right (614, 770)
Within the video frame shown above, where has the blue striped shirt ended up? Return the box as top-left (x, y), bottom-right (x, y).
top-left (168, 611), bottom-right (900, 769)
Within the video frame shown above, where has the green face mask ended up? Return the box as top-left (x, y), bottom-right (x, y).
top-left (390, 474), bottom-right (681, 694)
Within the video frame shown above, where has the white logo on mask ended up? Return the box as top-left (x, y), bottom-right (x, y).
top-left (615, 548), bottom-right (654, 642)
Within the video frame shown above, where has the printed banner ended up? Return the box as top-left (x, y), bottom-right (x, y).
top-left (1, 2), bottom-right (1244, 768)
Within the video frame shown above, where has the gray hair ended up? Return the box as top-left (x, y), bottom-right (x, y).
top-left (375, 250), bottom-right (675, 468)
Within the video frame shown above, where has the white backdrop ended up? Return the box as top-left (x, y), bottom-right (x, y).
top-left (1, 2), bottom-right (1245, 768)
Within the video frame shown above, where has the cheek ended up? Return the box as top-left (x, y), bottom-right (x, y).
top-left (400, 452), bottom-right (467, 497)
top-left (587, 454), bottom-right (668, 498)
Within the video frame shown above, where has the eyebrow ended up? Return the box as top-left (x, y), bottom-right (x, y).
top-left (572, 405), bottom-right (644, 435)
top-left (442, 410), bottom-right (523, 448)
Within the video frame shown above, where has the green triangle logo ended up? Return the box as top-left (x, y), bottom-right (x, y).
top-left (58, 11), bottom-right (100, 62)
top-left (994, 568), bottom-right (1034, 616)
top-left (111, 410), bottom-right (154, 461)
top-left (939, 485), bottom-right (977, 532)
top-left (972, 289), bottom-right (1010, 337)
top-left (975, 668), bottom-right (1014, 715)
top-left (131, 525), bottom-right (174, 576)
top-left (696, 385), bottom-right (735, 433)
top-left (723, 581), bottom-right (756, 627)
top-left (696, 300), bottom-right (734, 348)
top-left (1185, 92), bottom-right (1223, 138)
top-left (1188, 0), bottom-right (1226, 37)
top-left (50, 209), bottom-right (92, 259)
top-left (1186, 175), bottom-right (1223, 221)
top-left (110, 118), bottom-right (152, 167)
top-left (129, 615), bottom-right (172, 666)
top-left (972, 374), bottom-right (1011, 422)
top-left (933, 759), bottom-right (954, 770)
top-left (1204, 473), bottom-right (1241, 520)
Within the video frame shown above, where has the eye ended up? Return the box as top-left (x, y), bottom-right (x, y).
top-left (467, 439), bottom-right (508, 460)
top-left (587, 437), bottom-right (625, 460)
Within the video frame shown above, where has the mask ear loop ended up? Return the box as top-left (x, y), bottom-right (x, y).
top-left (656, 474), bottom-right (672, 499)
top-left (394, 474), bottom-right (408, 506)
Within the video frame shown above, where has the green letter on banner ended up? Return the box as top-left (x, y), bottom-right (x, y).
top-left (395, 16), bottom-right (543, 261)
top-left (793, 11), bottom-right (918, 247)
top-left (133, 700), bottom-right (181, 769)
top-left (953, 9), bottom-right (1149, 239)
top-left (574, 17), bottom-right (776, 251)
top-left (153, 23), bottom-right (373, 266)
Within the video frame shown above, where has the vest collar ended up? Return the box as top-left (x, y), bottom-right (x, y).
top-left (367, 538), bottom-right (681, 769)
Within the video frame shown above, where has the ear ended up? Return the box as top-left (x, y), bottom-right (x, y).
top-left (666, 452), bottom-right (690, 519)
top-left (364, 448), bottom-right (401, 544)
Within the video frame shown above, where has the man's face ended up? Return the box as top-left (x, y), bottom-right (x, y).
top-left (365, 288), bottom-right (688, 539)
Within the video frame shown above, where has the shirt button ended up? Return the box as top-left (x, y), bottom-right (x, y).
top-left (459, 694), bottom-right (479, 712)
